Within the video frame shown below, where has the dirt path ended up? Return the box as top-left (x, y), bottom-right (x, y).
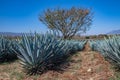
top-left (76, 42), bottom-right (114, 80)
top-left (38, 42), bottom-right (114, 80)
top-left (0, 42), bottom-right (114, 80)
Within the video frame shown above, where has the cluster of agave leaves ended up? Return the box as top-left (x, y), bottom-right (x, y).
top-left (89, 35), bottom-right (120, 67)
top-left (64, 40), bottom-right (86, 53)
top-left (0, 36), bottom-right (17, 62)
top-left (0, 33), bottom-right (86, 75)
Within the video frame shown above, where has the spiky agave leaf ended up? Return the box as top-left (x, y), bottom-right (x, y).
top-left (0, 36), bottom-right (17, 62)
top-left (64, 40), bottom-right (86, 53)
top-left (102, 36), bottom-right (120, 66)
top-left (89, 35), bottom-right (120, 67)
top-left (89, 40), bottom-right (101, 51)
top-left (13, 33), bottom-right (71, 75)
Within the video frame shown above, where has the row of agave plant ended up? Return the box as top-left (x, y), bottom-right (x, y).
top-left (0, 36), bottom-right (17, 62)
top-left (0, 33), bottom-right (86, 75)
top-left (89, 35), bottom-right (120, 68)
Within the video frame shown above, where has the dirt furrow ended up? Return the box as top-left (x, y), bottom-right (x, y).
top-left (38, 42), bottom-right (114, 80)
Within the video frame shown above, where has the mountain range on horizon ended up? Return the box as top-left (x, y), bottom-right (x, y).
top-left (107, 29), bottom-right (120, 35)
top-left (0, 29), bottom-right (120, 36)
top-left (0, 32), bottom-right (22, 36)
top-left (0, 32), bottom-right (33, 37)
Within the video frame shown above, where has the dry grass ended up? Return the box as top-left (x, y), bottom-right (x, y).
top-left (0, 60), bottom-right (40, 80)
top-left (0, 42), bottom-right (115, 80)
top-left (0, 60), bottom-right (24, 80)
top-left (0, 52), bottom-right (82, 80)
top-left (39, 51), bottom-right (114, 80)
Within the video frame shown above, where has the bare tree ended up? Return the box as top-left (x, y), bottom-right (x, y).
top-left (39, 7), bottom-right (92, 39)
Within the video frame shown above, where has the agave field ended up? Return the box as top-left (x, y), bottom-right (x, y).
top-left (0, 36), bottom-right (17, 62)
top-left (0, 33), bottom-right (86, 75)
top-left (1, 33), bottom-right (120, 80)
top-left (89, 35), bottom-right (120, 68)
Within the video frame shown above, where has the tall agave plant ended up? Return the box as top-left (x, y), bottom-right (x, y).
top-left (101, 36), bottom-right (120, 66)
top-left (13, 33), bottom-right (71, 75)
top-left (0, 36), bottom-right (17, 62)
top-left (89, 35), bottom-right (120, 68)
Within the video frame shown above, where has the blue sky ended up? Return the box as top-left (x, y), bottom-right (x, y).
top-left (0, 0), bottom-right (120, 35)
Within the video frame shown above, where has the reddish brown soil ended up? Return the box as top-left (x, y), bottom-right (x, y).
top-left (35, 42), bottom-right (114, 80)
top-left (83, 41), bottom-right (91, 51)
top-left (0, 42), bottom-right (114, 80)
top-left (77, 52), bottom-right (114, 80)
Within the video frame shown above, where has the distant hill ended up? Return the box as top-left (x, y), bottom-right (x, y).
top-left (0, 32), bottom-right (33, 37)
top-left (0, 32), bottom-right (23, 36)
top-left (0, 32), bottom-right (40, 37)
top-left (107, 29), bottom-right (120, 35)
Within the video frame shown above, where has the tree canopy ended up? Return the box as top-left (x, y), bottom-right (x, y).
top-left (39, 7), bottom-right (92, 39)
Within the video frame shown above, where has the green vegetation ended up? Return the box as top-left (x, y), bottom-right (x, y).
top-left (0, 36), bottom-right (17, 62)
top-left (64, 40), bottom-right (86, 53)
top-left (1, 33), bottom-right (120, 79)
top-left (89, 35), bottom-right (120, 68)
top-left (0, 33), bottom-right (86, 75)
top-left (39, 7), bottom-right (92, 39)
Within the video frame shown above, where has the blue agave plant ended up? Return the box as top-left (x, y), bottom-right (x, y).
top-left (0, 36), bottom-right (17, 62)
top-left (89, 40), bottom-right (101, 51)
top-left (65, 40), bottom-right (86, 53)
top-left (89, 35), bottom-right (120, 68)
top-left (13, 33), bottom-right (71, 75)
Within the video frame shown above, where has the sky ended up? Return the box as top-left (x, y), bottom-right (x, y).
top-left (0, 0), bottom-right (120, 35)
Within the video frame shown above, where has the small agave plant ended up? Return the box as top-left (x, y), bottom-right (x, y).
top-left (13, 33), bottom-right (71, 75)
top-left (89, 40), bottom-right (101, 51)
top-left (0, 36), bottom-right (17, 62)
top-left (65, 40), bottom-right (86, 53)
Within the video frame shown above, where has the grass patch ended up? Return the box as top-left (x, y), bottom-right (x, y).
top-left (0, 60), bottom-right (24, 80)
top-left (0, 52), bottom-right (82, 80)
